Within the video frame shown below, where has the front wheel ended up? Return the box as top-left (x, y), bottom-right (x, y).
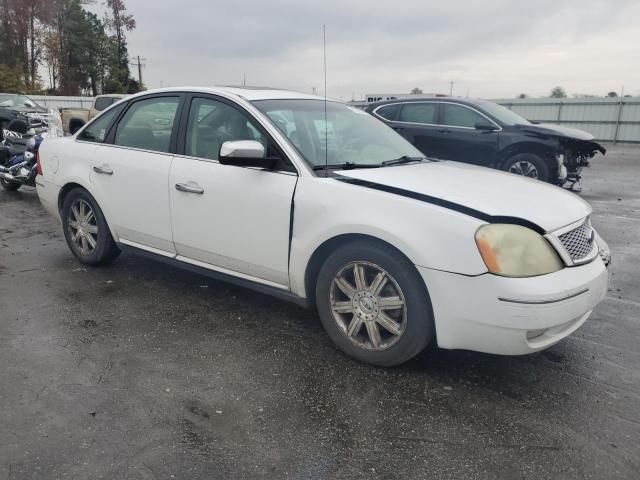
top-left (315, 241), bottom-right (434, 367)
top-left (502, 153), bottom-right (551, 182)
top-left (61, 188), bottom-right (120, 265)
top-left (0, 178), bottom-right (21, 191)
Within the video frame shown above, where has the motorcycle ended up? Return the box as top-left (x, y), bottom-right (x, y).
top-left (0, 119), bottom-right (43, 192)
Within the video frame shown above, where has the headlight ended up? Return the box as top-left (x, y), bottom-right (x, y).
top-left (475, 224), bottom-right (563, 277)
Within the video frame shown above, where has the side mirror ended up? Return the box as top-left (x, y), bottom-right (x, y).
top-left (219, 140), bottom-right (274, 169)
top-left (475, 122), bottom-right (498, 132)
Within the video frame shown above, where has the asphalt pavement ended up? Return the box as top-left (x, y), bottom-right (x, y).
top-left (1, 145), bottom-right (639, 479)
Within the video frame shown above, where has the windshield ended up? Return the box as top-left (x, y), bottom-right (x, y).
top-left (252, 99), bottom-right (425, 169)
top-left (477, 101), bottom-right (530, 126)
top-left (0, 94), bottom-right (38, 108)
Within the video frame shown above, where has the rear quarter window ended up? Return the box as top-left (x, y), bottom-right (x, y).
top-left (77, 104), bottom-right (125, 143)
top-left (375, 104), bottom-right (400, 121)
top-left (94, 97), bottom-right (114, 112)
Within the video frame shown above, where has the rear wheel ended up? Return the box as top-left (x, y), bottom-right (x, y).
top-left (315, 240), bottom-right (434, 367)
top-left (502, 153), bottom-right (551, 182)
top-left (0, 178), bottom-right (21, 191)
top-left (69, 122), bottom-right (84, 135)
top-left (61, 188), bottom-right (120, 265)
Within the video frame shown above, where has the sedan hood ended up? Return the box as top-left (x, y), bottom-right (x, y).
top-left (3, 105), bottom-right (50, 115)
top-left (338, 161), bottom-right (592, 233)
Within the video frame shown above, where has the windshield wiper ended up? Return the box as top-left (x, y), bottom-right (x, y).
top-left (312, 162), bottom-right (382, 171)
top-left (381, 156), bottom-right (426, 167)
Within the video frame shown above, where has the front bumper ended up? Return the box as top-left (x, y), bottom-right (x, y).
top-left (418, 257), bottom-right (609, 355)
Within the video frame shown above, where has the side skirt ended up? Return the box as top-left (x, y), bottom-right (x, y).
top-left (117, 243), bottom-right (310, 309)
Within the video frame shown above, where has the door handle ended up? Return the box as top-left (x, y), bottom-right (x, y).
top-left (93, 165), bottom-right (113, 175)
top-left (175, 182), bottom-right (204, 194)
top-left (438, 129), bottom-right (452, 134)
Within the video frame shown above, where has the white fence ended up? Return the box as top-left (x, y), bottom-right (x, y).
top-left (30, 95), bottom-right (92, 110)
top-left (495, 97), bottom-right (640, 143)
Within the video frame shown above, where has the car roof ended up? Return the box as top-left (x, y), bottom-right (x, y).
top-left (124, 86), bottom-right (327, 103)
top-left (367, 97), bottom-right (486, 109)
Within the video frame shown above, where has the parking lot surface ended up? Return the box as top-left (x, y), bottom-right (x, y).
top-left (1, 146), bottom-right (639, 479)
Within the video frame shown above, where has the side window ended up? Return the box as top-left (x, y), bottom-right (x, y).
top-left (185, 97), bottom-right (267, 161)
top-left (375, 104), bottom-right (400, 121)
top-left (399, 103), bottom-right (437, 124)
top-left (114, 97), bottom-right (180, 153)
top-left (77, 104), bottom-right (125, 143)
top-left (441, 104), bottom-right (489, 128)
top-left (93, 97), bottom-right (113, 112)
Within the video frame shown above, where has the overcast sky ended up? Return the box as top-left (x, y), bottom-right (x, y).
top-left (94, 0), bottom-right (640, 100)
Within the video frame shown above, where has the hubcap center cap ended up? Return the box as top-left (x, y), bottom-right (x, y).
top-left (359, 297), bottom-right (374, 312)
top-left (352, 291), bottom-right (379, 321)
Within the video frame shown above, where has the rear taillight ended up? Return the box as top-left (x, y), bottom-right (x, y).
top-left (36, 151), bottom-right (43, 176)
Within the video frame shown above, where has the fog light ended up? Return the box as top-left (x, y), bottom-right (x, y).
top-left (527, 329), bottom-right (547, 340)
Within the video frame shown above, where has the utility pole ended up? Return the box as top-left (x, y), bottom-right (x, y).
top-left (449, 81), bottom-right (454, 96)
top-left (130, 56), bottom-right (146, 88)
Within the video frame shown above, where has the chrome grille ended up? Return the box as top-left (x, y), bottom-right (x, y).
top-left (558, 221), bottom-right (595, 262)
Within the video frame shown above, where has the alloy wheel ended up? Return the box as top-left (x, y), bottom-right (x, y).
top-left (508, 161), bottom-right (539, 178)
top-left (67, 199), bottom-right (99, 255)
top-left (329, 261), bottom-right (407, 351)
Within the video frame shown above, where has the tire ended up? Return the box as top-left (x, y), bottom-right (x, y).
top-left (0, 178), bottom-right (21, 191)
top-left (315, 240), bottom-right (435, 367)
top-left (502, 153), bottom-right (551, 182)
top-left (61, 188), bottom-right (120, 265)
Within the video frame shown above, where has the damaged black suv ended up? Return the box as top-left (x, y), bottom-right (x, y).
top-left (0, 93), bottom-right (52, 136)
top-left (366, 97), bottom-right (605, 189)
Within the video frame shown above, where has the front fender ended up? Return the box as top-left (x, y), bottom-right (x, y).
top-left (288, 177), bottom-right (488, 298)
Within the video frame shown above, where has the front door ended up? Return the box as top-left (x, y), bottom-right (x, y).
top-left (169, 96), bottom-right (297, 287)
top-left (89, 94), bottom-right (182, 253)
top-left (435, 103), bottom-right (499, 166)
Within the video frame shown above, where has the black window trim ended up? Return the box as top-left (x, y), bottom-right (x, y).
top-left (373, 101), bottom-right (502, 131)
top-left (174, 92), bottom-right (299, 175)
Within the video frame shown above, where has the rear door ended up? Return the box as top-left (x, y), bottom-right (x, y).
top-left (436, 103), bottom-right (500, 166)
top-left (392, 102), bottom-right (443, 158)
top-left (89, 94), bottom-right (183, 253)
top-left (169, 95), bottom-right (297, 287)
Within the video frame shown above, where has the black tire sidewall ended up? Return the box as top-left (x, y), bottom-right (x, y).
top-left (61, 188), bottom-right (119, 265)
top-left (315, 241), bottom-right (434, 367)
top-left (503, 153), bottom-right (551, 182)
top-left (0, 178), bottom-right (21, 191)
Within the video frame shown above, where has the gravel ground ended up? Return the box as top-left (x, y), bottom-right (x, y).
top-left (0, 145), bottom-right (638, 479)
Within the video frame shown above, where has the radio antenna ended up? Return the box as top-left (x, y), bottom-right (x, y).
top-left (323, 24), bottom-right (328, 178)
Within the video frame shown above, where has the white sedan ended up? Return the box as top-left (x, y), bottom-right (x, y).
top-left (35, 87), bottom-right (611, 366)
